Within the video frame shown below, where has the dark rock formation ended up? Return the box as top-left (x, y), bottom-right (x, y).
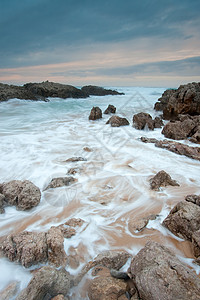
top-left (16, 266), bottom-right (72, 300)
top-left (149, 170), bottom-right (179, 190)
top-left (0, 193), bottom-right (5, 213)
top-left (154, 89), bottom-right (176, 112)
top-left (162, 115), bottom-right (200, 141)
top-left (0, 180), bottom-right (41, 211)
top-left (140, 137), bottom-right (200, 161)
top-left (106, 115), bottom-right (129, 127)
top-left (44, 176), bottom-right (77, 190)
top-left (154, 82), bottom-right (200, 120)
top-left (133, 113), bottom-right (163, 130)
top-left (104, 104), bottom-right (116, 114)
top-left (89, 107), bottom-right (102, 120)
top-left (81, 85), bottom-right (124, 96)
top-left (163, 200), bottom-right (200, 240)
top-left (130, 241), bottom-right (200, 300)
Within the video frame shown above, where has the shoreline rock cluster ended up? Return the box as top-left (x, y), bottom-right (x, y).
top-left (0, 81), bottom-right (124, 102)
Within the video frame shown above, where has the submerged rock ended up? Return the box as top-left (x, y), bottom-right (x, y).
top-left (89, 106), bottom-right (102, 120)
top-left (16, 266), bottom-right (72, 300)
top-left (149, 170), bottom-right (179, 190)
top-left (106, 115), bottom-right (129, 127)
top-left (130, 241), bottom-right (200, 300)
top-left (0, 180), bottom-right (41, 211)
top-left (65, 156), bottom-right (87, 162)
top-left (104, 104), bottom-right (116, 114)
top-left (81, 85), bottom-right (124, 96)
top-left (44, 176), bottom-right (77, 190)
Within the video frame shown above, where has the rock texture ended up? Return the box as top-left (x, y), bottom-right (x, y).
top-left (106, 115), bottom-right (129, 127)
top-left (0, 281), bottom-right (19, 300)
top-left (104, 104), bottom-right (116, 114)
top-left (89, 107), bottom-right (102, 120)
top-left (185, 194), bottom-right (200, 206)
top-left (130, 241), bottom-right (200, 300)
top-left (65, 156), bottom-right (87, 162)
top-left (0, 180), bottom-right (41, 211)
top-left (133, 113), bottom-right (163, 130)
top-left (140, 137), bottom-right (200, 161)
top-left (81, 85), bottom-right (124, 96)
top-left (16, 266), bottom-right (72, 300)
top-left (0, 193), bottom-right (5, 213)
top-left (44, 176), bottom-right (77, 190)
top-left (154, 82), bottom-right (200, 119)
top-left (149, 170), bottom-right (179, 191)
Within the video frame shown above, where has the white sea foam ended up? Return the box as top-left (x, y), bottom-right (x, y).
top-left (0, 87), bottom-right (200, 298)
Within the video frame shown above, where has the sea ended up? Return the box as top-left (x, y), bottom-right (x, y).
top-left (0, 86), bottom-right (200, 299)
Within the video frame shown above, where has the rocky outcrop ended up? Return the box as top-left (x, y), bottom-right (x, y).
top-left (154, 89), bottom-right (176, 112)
top-left (154, 82), bottom-right (200, 119)
top-left (149, 170), bottom-right (179, 191)
top-left (1, 218), bottom-right (84, 267)
top-left (140, 137), bottom-right (200, 161)
top-left (44, 176), bottom-right (77, 190)
top-left (16, 266), bottom-right (72, 300)
top-left (104, 104), bottom-right (116, 114)
top-left (130, 241), bottom-right (200, 300)
top-left (133, 113), bottom-right (163, 130)
top-left (162, 115), bottom-right (200, 142)
top-left (89, 107), bottom-right (102, 120)
top-left (106, 115), bottom-right (129, 127)
top-left (185, 194), bottom-right (200, 206)
top-left (0, 180), bottom-right (41, 212)
top-left (81, 85), bottom-right (124, 96)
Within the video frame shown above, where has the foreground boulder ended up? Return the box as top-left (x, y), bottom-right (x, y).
top-left (133, 113), bottom-right (163, 130)
top-left (104, 104), bottom-right (116, 114)
top-left (149, 170), bottom-right (179, 190)
top-left (16, 266), bottom-right (72, 300)
top-left (0, 180), bottom-right (41, 211)
top-left (130, 241), bottom-right (200, 300)
top-left (106, 115), bottom-right (129, 127)
top-left (154, 82), bottom-right (200, 119)
top-left (89, 107), bottom-right (102, 120)
top-left (81, 85), bottom-right (124, 96)
top-left (140, 137), bottom-right (200, 161)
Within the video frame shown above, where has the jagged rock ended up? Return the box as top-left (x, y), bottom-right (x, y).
top-left (133, 112), bottom-right (154, 130)
top-left (65, 156), bottom-right (87, 162)
top-left (130, 241), bottom-right (200, 300)
top-left (81, 85), bottom-right (124, 96)
top-left (163, 201), bottom-right (200, 240)
top-left (83, 146), bottom-right (93, 152)
top-left (0, 193), bottom-right (5, 213)
top-left (0, 281), bottom-right (19, 300)
top-left (1, 231), bottom-right (48, 268)
top-left (192, 230), bottom-right (200, 261)
top-left (16, 266), bottom-right (72, 300)
top-left (185, 194), bottom-right (200, 206)
top-left (0, 83), bottom-right (39, 102)
top-left (106, 115), bottom-right (129, 127)
top-left (104, 104), bottom-right (116, 114)
top-left (89, 107), bottom-right (102, 120)
top-left (140, 137), bottom-right (200, 161)
top-left (154, 82), bottom-right (200, 120)
top-left (154, 89), bottom-right (176, 112)
top-left (46, 226), bottom-right (67, 267)
top-left (88, 266), bottom-right (127, 300)
top-left (149, 170), bottom-right (179, 190)
top-left (0, 180), bottom-right (41, 211)
top-left (44, 176), bottom-right (77, 190)
top-left (162, 117), bottom-right (197, 140)
top-left (153, 116), bottom-right (164, 128)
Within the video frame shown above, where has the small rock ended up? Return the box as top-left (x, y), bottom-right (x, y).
top-left (83, 147), bottom-right (93, 152)
top-left (16, 266), bottom-right (72, 300)
top-left (89, 107), bottom-right (102, 120)
top-left (149, 170), bottom-right (179, 190)
top-left (65, 156), bottom-right (87, 162)
top-left (153, 116), bottom-right (164, 128)
top-left (67, 167), bottom-right (81, 175)
top-left (104, 104), bottom-right (116, 114)
top-left (106, 115), bottom-right (129, 127)
top-left (128, 214), bottom-right (157, 233)
top-left (58, 218), bottom-right (85, 238)
top-left (44, 176), bottom-right (77, 190)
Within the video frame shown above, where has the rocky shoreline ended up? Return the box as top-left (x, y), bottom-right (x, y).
top-left (0, 81), bottom-right (124, 102)
top-left (0, 81), bottom-right (200, 299)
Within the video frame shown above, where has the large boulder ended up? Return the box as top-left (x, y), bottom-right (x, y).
top-left (16, 266), bottom-right (72, 300)
top-left (133, 112), bottom-right (154, 130)
top-left (163, 200), bottom-right (200, 240)
top-left (149, 170), bottom-right (179, 191)
top-left (104, 104), bottom-right (116, 114)
top-left (89, 107), bottom-right (102, 120)
top-left (0, 180), bottom-right (41, 211)
top-left (81, 85), bottom-right (124, 96)
top-left (154, 89), bottom-right (176, 112)
top-left (106, 115), bottom-right (129, 127)
top-left (154, 82), bottom-right (200, 120)
top-left (130, 241), bottom-right (200, 300)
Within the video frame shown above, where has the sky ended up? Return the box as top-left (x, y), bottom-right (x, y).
top-left (0, 0), bottom-right (200, 87)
